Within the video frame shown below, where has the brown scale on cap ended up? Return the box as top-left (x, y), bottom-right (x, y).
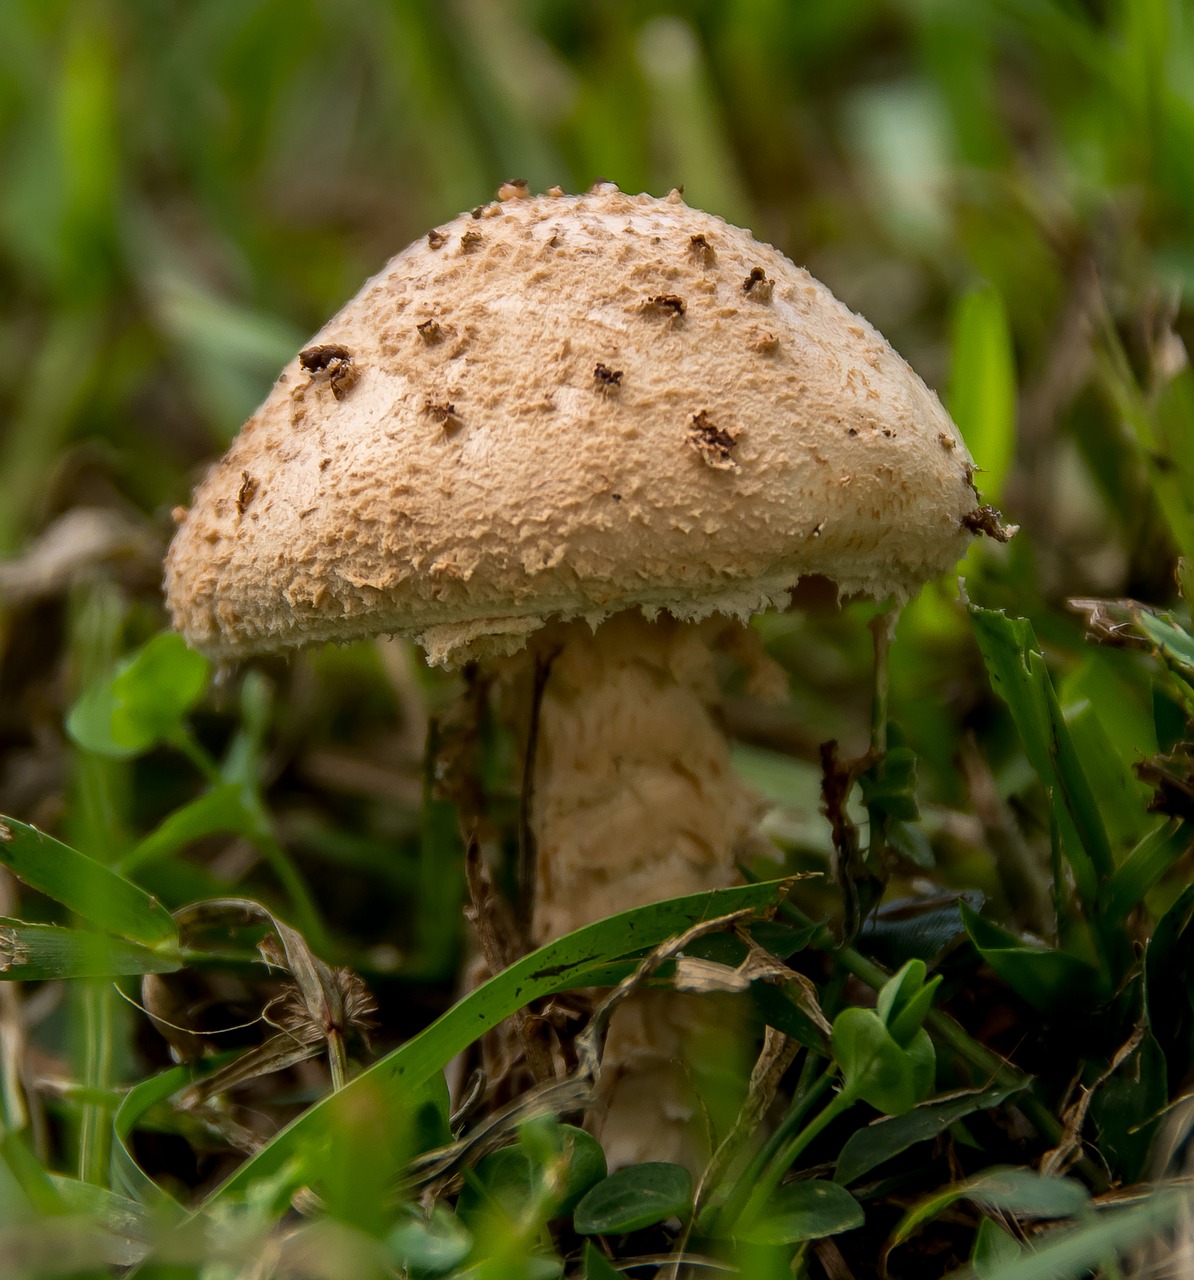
top-left (644, 293), bottom-right (686, 319)
top-left (298, 344), bottom-right (359, 401)
top-left (593, 362), bottom-right (623, 392)
top-left (742, 267), bottom-right (774, 302)
top-left (687, 410), bottom-right (739, 471)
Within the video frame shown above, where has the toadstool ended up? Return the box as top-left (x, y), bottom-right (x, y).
top-left (165, 183), bottom-right (994, 1166)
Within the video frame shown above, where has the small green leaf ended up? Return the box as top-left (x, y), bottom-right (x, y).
top-left (735, 1180), bottom-right (864, 1245)
top-left (965, 1168), bottom-right (1090, 1218)
top-left (0, 920), bottom-right (182, 980)
top-left (573, 1163), bottom-right (693, 1235)
top-left (1103, 820), bottom-right (1193, 923)
top-left (458, 1124), bottom-right (605, 1227)
top-left (1136, 609), bottom-right (1194, 684)
top-left (875, 959), bottom-right (941, 1047)
top-left (832, 1008), bottom-right (935, 1115)
top-left (67, 631), bottom-right (209, 759)
top-left (0, 816), bottom-right (177, 948)
top-left (524, 1122), bottom-right (607, 1217)
top-left (110, 1065), bottom-right (191, 1210)
top-left (858, 744), bottom-right (921, 823)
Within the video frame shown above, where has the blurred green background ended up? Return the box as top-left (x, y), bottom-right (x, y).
top-left (3, 0), bottom-right (1194, 1093)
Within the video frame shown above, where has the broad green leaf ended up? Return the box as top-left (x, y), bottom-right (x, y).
top-left (949, 283), bottom-right (1016, 502)
top-left (573, 1163), bottom-right (693, 1235)
top-left (0, 816), bottom-right (177, 949)
top-left (203, 878), bottom-right (793, 1206)
top-left (0, 920), bottom-right (182, 980)
top-left (1062, 700), bottom-right (1152, 849)
top-left (67, 631), bottom-right (209, 759)
top-left (835, 1083), bottom-right (1028, 1185)
top-left (961, 903), bottom-right (1104, 1013)
top-left (734, 1180), bottom-right (864, 1245)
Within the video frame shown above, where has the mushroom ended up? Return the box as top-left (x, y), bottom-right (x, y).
top-left (165, 184), bottom-right (990, 1166)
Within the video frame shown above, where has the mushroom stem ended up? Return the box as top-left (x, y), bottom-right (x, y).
top-left (504, 611), bottom-right (765, 1166)
top-left (522, 612), bottom-right (760, 943)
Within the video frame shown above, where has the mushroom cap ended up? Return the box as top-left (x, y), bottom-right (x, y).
top-left (165, 187), bottom-right (978, 667)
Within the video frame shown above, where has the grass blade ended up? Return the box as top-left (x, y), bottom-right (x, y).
top-left (0, 816), bottom-right (177, 950)
top-left (0, 921), bottom-right (182, 980)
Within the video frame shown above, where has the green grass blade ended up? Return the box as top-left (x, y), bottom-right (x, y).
top-left (1103, 820), bottom-right (1193, 923)
top-left (0, 816), bottom-right (177, 949)
top-left (950, 283), bottom-right (1016, 502)
top-left (118, 784), bottom-right (253, 874)
top-left (110, 1065), bottom-right (191, 1212)
top-left (0, 921), bottom-right (182, 980)
top-left (203, 878), bottom-right (793, 1207)
top-left (969, 608), bottom-right (1115, 903)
